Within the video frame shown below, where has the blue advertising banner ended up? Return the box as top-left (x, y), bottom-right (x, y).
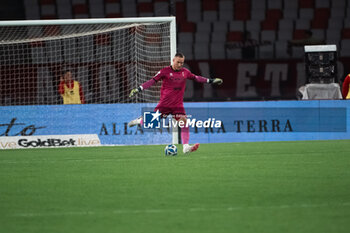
top-left (1, 100), bottom-right (349, 146)
top-left (185, 100), bottom-right (349, 143)
top-left (0, 103), bottom-right (171, 146)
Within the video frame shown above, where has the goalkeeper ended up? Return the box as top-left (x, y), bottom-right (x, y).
top-left (128, 52), bottom-right (223, 154)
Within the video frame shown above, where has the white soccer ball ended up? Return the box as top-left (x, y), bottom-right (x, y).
top-left (164, 144), bottom-right (177, 156)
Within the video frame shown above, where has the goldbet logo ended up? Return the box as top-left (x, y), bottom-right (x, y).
top-left (0, 135), bottom-right (101, 150)
top-left (18, 138), bottom-right (76, 147)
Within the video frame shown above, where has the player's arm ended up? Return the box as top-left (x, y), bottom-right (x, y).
top-left (129, 71), bottom-right (163, 98)
top-left (187, 71), bottom-right (223, 85)
top-left (79, 83), bottom-right (86, 104)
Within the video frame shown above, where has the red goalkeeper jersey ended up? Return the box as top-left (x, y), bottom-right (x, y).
top-left (141, 66), bottom-right (208, 110)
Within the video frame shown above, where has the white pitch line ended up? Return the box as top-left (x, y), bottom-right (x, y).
top-left (0, 152), bottom-right (333, 165)
top-left (0, 157), bottom-right (163, 164)
top-left (9, 202), bottom-right (350, 218)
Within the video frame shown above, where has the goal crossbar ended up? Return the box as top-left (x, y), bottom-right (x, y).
top-left (0, 17), bottom-right (177, 59)
top-left (0, 17), bottom-right (176, 26)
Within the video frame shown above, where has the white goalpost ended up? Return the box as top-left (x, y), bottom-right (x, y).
top-left (0, 17), bottom-right (176, 105)
top-left (0, 16), bottom-right (179, 145)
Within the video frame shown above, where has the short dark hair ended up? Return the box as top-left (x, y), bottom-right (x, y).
top-left (174, 52), bottom-right (185, 58)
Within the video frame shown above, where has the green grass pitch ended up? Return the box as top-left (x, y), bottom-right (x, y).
top-left (1, 140), bottom-right (350, 233)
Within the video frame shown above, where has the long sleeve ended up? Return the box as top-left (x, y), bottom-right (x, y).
top-left (191, 75), bottom-right (209, 83)
top-left (186, 70), bottom-right (208, 83)
top-left (141, 79), bottom-right (157, 90)
top-left (141, 70), bottom-right (163, 90)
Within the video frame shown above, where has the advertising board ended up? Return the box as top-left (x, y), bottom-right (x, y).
top-left (1, 100), bottom-right (349, 149)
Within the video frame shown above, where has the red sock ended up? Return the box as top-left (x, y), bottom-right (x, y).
top-left (181, 126), bottom-right (189, 144)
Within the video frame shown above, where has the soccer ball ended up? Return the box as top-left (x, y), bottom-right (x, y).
top-left (164, 144), bottom-right (177, 156)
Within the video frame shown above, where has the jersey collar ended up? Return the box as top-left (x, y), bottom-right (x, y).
top-left (170, 65), bottom-right (182, 72)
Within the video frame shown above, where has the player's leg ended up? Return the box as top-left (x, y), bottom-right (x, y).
top-left (128, 106), bottom-right (166, 128)
top-left (176, 114), bottom-right (199, 154)
top-left (128, 116), bottom-right (143, 127)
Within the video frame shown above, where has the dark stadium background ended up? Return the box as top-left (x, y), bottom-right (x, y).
top-left (1, 0), bottom-right (350, 102)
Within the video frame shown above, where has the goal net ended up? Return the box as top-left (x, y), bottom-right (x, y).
top-left (0, 17), bottom-right (176, 106)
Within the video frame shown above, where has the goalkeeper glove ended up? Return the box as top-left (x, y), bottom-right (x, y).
top-left (209, 78), bottom-right (223, 85)
top-left (129, 87), bottom-right (142, 98)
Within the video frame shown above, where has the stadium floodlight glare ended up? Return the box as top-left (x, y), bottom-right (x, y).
top-left (0, 17), bottom-right (176, 105)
